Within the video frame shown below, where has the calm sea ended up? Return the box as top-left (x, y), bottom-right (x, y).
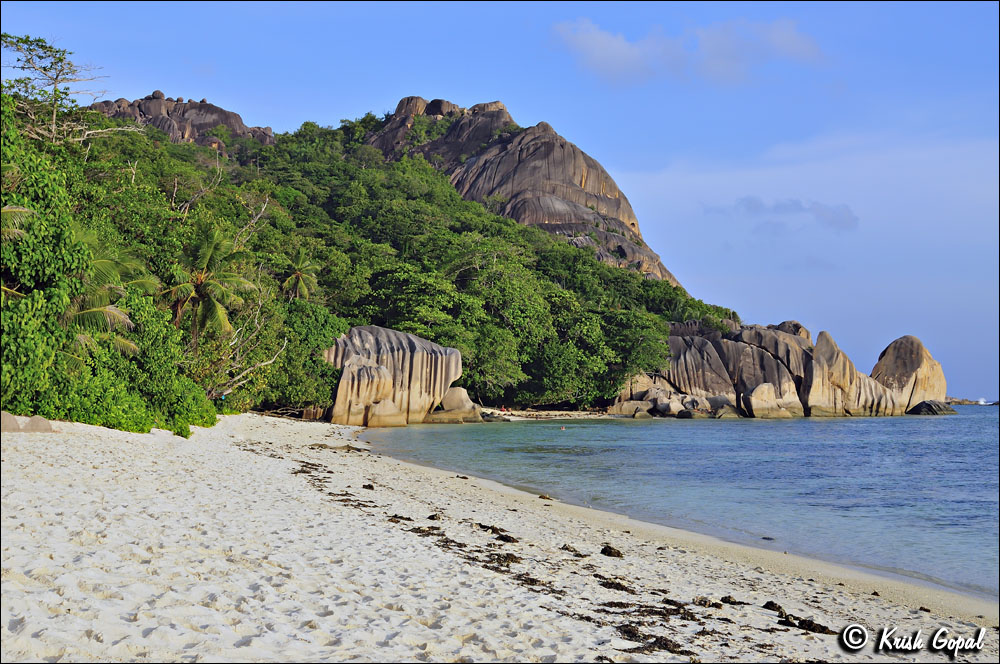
top-left (364, 406), bottom-right (999, 599)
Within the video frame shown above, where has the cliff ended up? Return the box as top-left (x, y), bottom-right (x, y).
top-left (368, 96), bottom-right (680, 286)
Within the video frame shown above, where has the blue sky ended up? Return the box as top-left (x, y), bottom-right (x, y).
top-left (3, 1), bottom-right (998, 398)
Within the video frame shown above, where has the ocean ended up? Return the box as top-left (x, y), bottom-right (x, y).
top-left (364, 405), bottom-right (999, 599)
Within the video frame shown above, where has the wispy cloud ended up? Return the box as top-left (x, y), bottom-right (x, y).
top-left (554, 17), bottom-right (821, 85)
top-left (715, 195), bottom-right (860, 231)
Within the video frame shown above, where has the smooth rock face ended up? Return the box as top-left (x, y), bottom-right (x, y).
top-left (91, 92), bottom-right (275, 146)
top-left (667, 336), bottom-right (737, 405)
top-left (367, 96), bottom-right (679, 285)
top-left (1, 411), bottom-right (20, 432)
top-left (323, 326), bottom-right (463, 427)
top-left (804, 332), bottom-right (902, 417)
top-left (607, 320), bottom-right (944, 419)
top-left (906, 400), bottom-right (957, 416)
top-left (743, 383), bottom-right (793, 419)
top-left (870, 335), bottom-right (946, 411)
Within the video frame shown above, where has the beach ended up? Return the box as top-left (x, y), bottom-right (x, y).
top-left (2, 414), bottom-right (997, 662)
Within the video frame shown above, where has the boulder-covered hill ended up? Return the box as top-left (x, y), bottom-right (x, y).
top-left (91, 92), bottom-right (677, 285)
top-left (91, 90), bottom-right (275, 147)
top-left (367, 96), bottom-right (681, 286)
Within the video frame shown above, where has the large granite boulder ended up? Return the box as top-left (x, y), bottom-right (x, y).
top-left (91, 92), bottom-right (275, 146)
top-left (720, 341), bottom-right (804, 417)
top-left (666, 336), bottom-right (737, 405)
top-left (804, 331), bottom-right (902, 417)
top-left (425, 386), bottom-right (483, 423)
top-left (608, 400), bottom-right (654, 416)
top-left (367, 97), bottom-right (679, 285)
top-left (870, 335), bottom-right (946, 411)
top-left (323, 326), bottom-right (463, 427)
top-left (906, 400), bottom-right (957, 416)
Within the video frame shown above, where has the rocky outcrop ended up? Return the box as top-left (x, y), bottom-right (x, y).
top-left (91, 90), bottom-right (274, 147)
top-left (870, 335), bottom-right (946, 411)
top-left (906, 400), bottom-right (957, 416)
top-left (322, 326), bottom-right (482, 427)
top-left (607, 320), bottom-right (945, 419)
top-left (367, 96), bottom-right (679, 285)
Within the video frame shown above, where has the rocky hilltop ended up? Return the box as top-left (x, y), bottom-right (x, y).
top-left (91, 90), bottom-right (275, 147)
top-left (368, 96), bottom-right (680, 285)
top-left (611, 321), bottom-right (947, 418)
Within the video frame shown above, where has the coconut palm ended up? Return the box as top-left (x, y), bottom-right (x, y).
top-left (164, 227), bottom-right (256, 349)
top-left (282, 248), bottom-right (320, 300)
top-left (59, 224), bottom-right (162, 370)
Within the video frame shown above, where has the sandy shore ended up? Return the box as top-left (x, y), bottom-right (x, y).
top-left (3, 414), bottom-right (997, 662)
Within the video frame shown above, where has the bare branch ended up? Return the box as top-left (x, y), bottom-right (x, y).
top-left (207, 338), bottom-right (288, 399)
top-left (234, 194), bottom-right (269, 249)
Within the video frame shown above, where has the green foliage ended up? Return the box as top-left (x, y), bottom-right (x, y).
top-left (262, 299), bottom-right (348, 409)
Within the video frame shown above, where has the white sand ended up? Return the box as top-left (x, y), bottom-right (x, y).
top-left (2, 414), bottom-right (997, 662)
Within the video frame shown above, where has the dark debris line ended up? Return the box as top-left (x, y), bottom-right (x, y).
top-left (279, 444), bottom-right (843, 659)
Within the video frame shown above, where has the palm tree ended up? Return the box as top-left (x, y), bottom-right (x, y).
top-left (59, 223), bottom-right (162, 370)
top-left (164, 227), bottom-right (256, 349)
top-left (282, 248), bottom-right (320, 300)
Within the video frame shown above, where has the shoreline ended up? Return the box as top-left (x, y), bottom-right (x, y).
top-left (362, 427), bottom-right (999, 622)
top-left (3, 413), bottom-right (997, 662)
top-left (363, 422), bottom-right (1000, 606)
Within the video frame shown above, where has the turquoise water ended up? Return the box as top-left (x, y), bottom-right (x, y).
top-left (365, 406), bottom-right (999, 598)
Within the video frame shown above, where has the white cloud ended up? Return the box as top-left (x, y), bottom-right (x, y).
top-left (710, 195), bottom-right (860, 231)
top-left (554, 17), bottom-right (821, 85)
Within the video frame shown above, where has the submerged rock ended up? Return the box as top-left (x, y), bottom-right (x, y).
top-left (906, 400), bottom-right (957, 415)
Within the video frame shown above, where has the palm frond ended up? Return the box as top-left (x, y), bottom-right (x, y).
top-left (222, 249), bottom-right (253, 265)
top-left (198, 296), bottom-right (232, 334)
top-left (90, 256), bottom-right (123, 287)
top-left (1, 205), bottom-right (32, 242)
top-left (123, 274), bottom-right (161, 294)
top-left (70, 304), bottom-right (135, 333)
top-left (296, 278), bottom-right (309, 300)
top-left (110, 334), bottom-right (139, 356)
top-left (213, 274), bottom-right (257, 292)
top-left (57, 349), bottom-right (88, 374)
